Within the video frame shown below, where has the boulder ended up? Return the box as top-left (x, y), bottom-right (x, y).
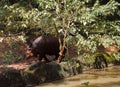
top-left (23, 60), bottom-right (82, 85)
top-left (0, 68), bottom-right (26, 87)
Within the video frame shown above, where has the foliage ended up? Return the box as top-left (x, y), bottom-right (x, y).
top-left (81, 53), bottom-right (94, 65)
top-left (2, 50), bottom-right (23, 64)
top-left (111, 52), bottom-right (120, 61)
top-left (0, 0), bottom-right (120, 57)
top-left (0, 37), bottom-right (25, 64)
top-left (78, 52), bottom-right (120, 67)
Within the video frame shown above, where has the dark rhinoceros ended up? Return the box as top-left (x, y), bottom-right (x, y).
top-left (25, 35), bottom-right (66, 63)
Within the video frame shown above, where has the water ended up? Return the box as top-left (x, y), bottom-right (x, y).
top-left (35, 65), bottom-right (120, 87)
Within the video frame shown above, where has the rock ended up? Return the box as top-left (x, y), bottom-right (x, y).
top-left (0, 59), bottom-right (82, 86)
top-left (0, 68), bottom-right (26, 87)
top-left (23, 60), bottom-right (82, 85)
top-left (23, 61), bottom-right (63, 84)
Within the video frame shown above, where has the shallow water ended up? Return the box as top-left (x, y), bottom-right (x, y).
top-left (35, 65), bottom-right (120, 87)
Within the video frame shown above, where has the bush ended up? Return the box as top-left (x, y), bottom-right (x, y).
top-left (1, 50), bottom-right (23, 64)
top-left (0, 36), bottom-right (26, 64)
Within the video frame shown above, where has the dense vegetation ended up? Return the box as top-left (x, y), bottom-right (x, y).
top-left (0, 0), bottom-right (120, 64)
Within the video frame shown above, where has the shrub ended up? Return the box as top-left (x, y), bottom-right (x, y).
top-left (1, 50), bottom-right (23, 64)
